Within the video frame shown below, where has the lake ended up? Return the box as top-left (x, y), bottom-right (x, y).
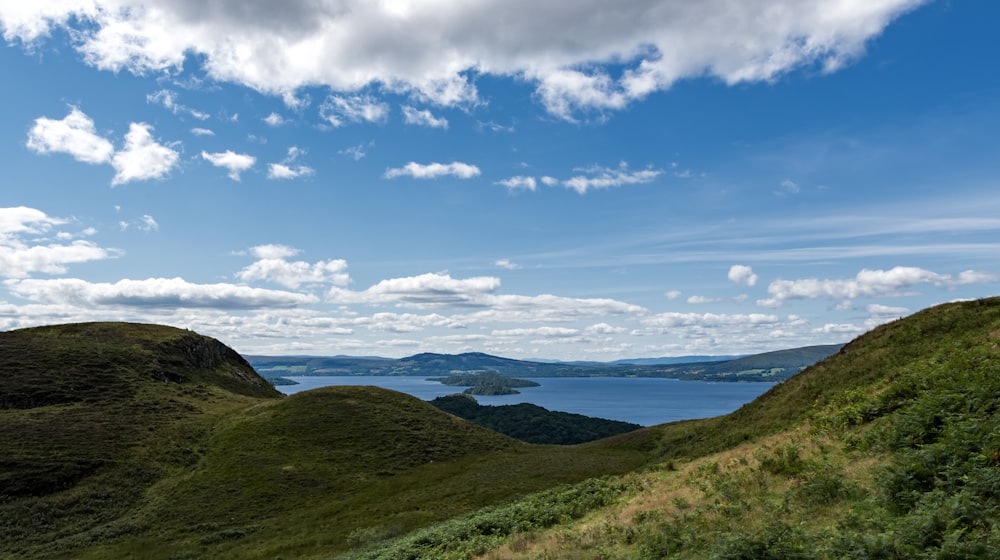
top-left (278, 376), bottom-right (776, 426)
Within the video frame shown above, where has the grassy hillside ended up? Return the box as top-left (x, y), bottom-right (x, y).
top-left (0, 323), bottom-right (649, 559)
top-left (349, 297), bottom-right (1000, 559)
top-left (0, 322), bottom-right (281, 558)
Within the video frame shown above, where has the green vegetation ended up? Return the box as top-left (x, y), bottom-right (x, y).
top-left (392, 297), bottom-right (1000, 559)
top-left (431, 371), bottom-right (540, 395)
top-left (0, 323), bottom-right (647, 559)
top-left (431, 393), bottom-right (641, 444)
top-left (3, 298), bottom-right (998, 559)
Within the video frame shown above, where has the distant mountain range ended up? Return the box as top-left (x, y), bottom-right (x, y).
top-left (247, 344), bottom-right (845, 383)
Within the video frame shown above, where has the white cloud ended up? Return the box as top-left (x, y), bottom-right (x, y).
top-left (402, 105), bottom-right (448, 128)
top-left (263, 112), bottom-right (286, 126)
top-left (201, 150), bottom-right (256, 180)
top-left (0, 207), bottom-right (116, 278)
top-left (329, 272), bottom-right (500, 308)
top-left (497, 176), bottom-right (537, 192)
top-left (26, 108), bottom-right (179, 185)
top-left (146, 89), bottom-right (209, 120)
top-left (249, 244), bottom-right (300, 259)
top-left (0, 1), bottom-right (925, 119)
top-left (563, 163), bottom-right (661, 194)
top-left (758, 266), bottom-right (1000, 307)
top-left (540, 176), bottom-right (559, 187)
top-left (190, 127), bottom-right (215, 136)
top-left (111, 123), bottom-right (180, 185)
top-left (586, 322), bottom-right (627, 335)
top-left (4, 277), bottom-right (318, 309)
top-left (320, 94), bottom-right (389, 127)
top-left (267, 146), bottom-right (313, 179)
top-left (664, 290), bottom-right (682, 300)
top-left (687, 295), bottom-right (723, 304)
top-left (26, 106), bottom-right (114, 164)
top-left (643, 312), bottom-right (779, 329)
top-left (494, 259), bottom-right (521, 270)
top-left (268, 163), bottom-right (314, 180)
top-left (492, 326), bottom-right (580, 338)
top-left (138, 214), bottom-right (158, 232)
top-left (237, 246), bottom-right (350, 289)
top-left (728, 264), bottom-right (759, 286)
top-left (328, 272), bottom-right (648, 325)
top-left (385, 162), bottom-right (481, 180)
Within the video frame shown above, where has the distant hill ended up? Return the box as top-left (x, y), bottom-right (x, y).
top-left (430, 393), bottom-right (641, 444)
top-left (248, 344), bottom-right (843, 382)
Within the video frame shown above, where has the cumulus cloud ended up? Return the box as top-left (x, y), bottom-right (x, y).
top-left (328, 272), bottom-right (648, 326)
top-left (728, 264), bottom-right (759, 286)
top-left (586, 322), bottom-right (627, 335)
top-left (0, 207), bottom-right (116, 278)
top-left (320, 94), bottom-right (389, 127)
top-left (385, 162), bottom-right (481, 180)
top-left (237, 245), bottom-right (350, 289)
top-left (26, 107), bottom-right (179, 185)
top-left (268, 163), bottom-right (314, 179)
top-left (492, 326), bottom-right (580, 338)
top-left (758, 266), bottom-right (1000, 307)
top-left (190, 127), bottom-right (215, 136)
top-left (26, 106), bottom-right (114, 164)
top-left (563, 163), bottom-right (661, 194)
top-left (4, 277), bottom-right (317, 309)
top-left (201, 150), bottom-right (256, 180)
top-left (263, 112), bottom-right (286, 126)
top-left (497, 176), bottom-right (537, 192)
top-left (111, 123), bottom-right (180, 185)
top-left (0, 1), bottom-right (925, 119)
top-left (643, 312), bottom-right (779, 329)
top-left (402, 106), bottom-right (448, 128)
top-left (329, 272), bottom-right (500, 308)
top-left (267, 146), bottom-right (313, 179)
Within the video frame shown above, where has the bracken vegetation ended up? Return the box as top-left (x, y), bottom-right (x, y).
top-left (2, 297), bottom-right (999, 559)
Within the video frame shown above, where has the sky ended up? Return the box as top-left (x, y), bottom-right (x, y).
top-left (1, 0), bottom-right (999, 361)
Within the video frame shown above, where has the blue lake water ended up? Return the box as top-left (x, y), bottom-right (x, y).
top-left (278, 376), bottom-right (776, 427)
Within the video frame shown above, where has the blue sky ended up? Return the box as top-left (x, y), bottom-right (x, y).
top-left (2, 0), bottom-right (999, 360)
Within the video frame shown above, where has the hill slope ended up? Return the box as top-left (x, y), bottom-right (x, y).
top-left (0, 322), bottom-right (649, 559)
top-left (0, 322), bottom-right (281, 557)
top-left (345, 297), bottom-right (1000, 559)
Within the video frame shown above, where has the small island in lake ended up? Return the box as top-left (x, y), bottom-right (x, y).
top-left (429, 371), bottom-right (540, 395)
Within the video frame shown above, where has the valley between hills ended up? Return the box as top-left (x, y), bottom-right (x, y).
top-left (2, 298), bottom-right (1000, 558)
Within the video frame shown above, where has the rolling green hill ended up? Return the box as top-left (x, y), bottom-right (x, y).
top-left (4, 298), bottom-right (999, 559)
top-left (0, 322), bottom-right (648, 559)
top-left (344, 297), bottom-right (1000, 559)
